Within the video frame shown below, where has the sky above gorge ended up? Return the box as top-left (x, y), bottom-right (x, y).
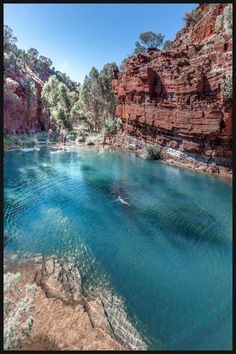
top-left (4, 3), bottom-right (197, 84)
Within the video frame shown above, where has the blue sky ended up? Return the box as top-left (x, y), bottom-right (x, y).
top-left (4, 3), bottom-right (197, 84)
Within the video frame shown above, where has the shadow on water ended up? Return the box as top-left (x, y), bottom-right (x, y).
top-left (80, 163), bottom-right (97, 172)
top-left (135, 203), bottom-right (230, 249)
top-left (83, 173), bottom-right (115, 196)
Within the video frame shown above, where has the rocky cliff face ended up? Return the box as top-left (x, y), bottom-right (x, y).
top-left (112, 3), bottom-right (232, 168)
top-left (4, 62), bottom-right (50, 134)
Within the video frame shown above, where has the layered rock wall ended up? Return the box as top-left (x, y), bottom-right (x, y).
top-left (112, 3), bottom-right (232, 167)
top-left (4, 62), bottom-right (50, 134)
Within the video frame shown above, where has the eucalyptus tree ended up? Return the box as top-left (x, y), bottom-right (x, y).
top-left (134, 31), bottom-right (165, 54)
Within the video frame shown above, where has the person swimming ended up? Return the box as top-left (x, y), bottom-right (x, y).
top-left (115, 196), bottom-right (131, 207)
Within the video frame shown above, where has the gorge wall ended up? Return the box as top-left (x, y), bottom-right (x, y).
top-left (112, 3), bottom-right (232, 168)
top-left (4, 62), bottom-right (51, 135)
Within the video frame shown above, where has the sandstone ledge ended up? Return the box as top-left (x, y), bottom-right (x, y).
top-left (108, 130), bottom-right (232, 180)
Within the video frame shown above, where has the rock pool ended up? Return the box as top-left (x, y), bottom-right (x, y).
top-left (4, 146), bottom-right (232, 350)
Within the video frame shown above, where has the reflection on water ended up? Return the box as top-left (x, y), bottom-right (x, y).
top-left (4, 147), bottom-right (232, 350)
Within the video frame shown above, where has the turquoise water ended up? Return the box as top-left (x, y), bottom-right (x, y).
top-left (4, 147), bottom-right (232, 350)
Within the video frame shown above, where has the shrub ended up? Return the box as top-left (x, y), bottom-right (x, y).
top-left (143, 145), bottom-right (161, 160)
top-left (104, 117), bottom-right (123, 135)
top-left (4, 79), bottom-right (21, 112)
top-left (4, 135), bottom-right (20, 149)
top-left (25, 136), bottom-right (37, 147)
top-left (221, 76), bottom-right (232, 99)
top-left (36, 132), bottom-right (48, 142)
top-left (4, 135), bottom-right (39, 149)
top-left (78, 135), bottom-right (86, 143)
top-left (4, 272), bottom-right (38, 350)
top-left (25, 78), bottom-right (36, 98)
top-left (67, 130), bottom-right (78, 141)
top-left (183, 8), bottom-right (203, 26)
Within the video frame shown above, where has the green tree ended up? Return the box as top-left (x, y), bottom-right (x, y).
top-left (56, 106), bottom-right (66, 121)
top-left (26, 48), bottom-right (39, 67)
top-left (134, 41), bottom-right (146, 54)
top-left (39, 55), bottom-right (52, 68)
top-left (134, 31), bottom-right (165, 54)
top-left (42, 76), bottom-right (59, 107)
top-left (100, 62), bottom-right (118, 116)
top-left (58, 83), bottom-right (71, 113)
top-left (86, 67), bottom-right (104, 132)
top-left (4, 51), bottom-right (17, 71)
top-left (25, 78), bottom-right (36, 110)
top-left (41, 75), bottom-right (73, 129)
top-left (183, 8), bottom-right (203, 26)
top-left (54, 70), bottom-right (77, 91)
top-left (4, 25), bottom-right (19, 72)
top-left (4, 25), bottom-right (18, 53)
top-left (41, 73), bottom-right (80, 133)
top-left (69, 90), bottom-right (80, 106)
top-left (74, 63), bottom-right (119, 133)
top-left (17, 49), bottom-right (26, 60)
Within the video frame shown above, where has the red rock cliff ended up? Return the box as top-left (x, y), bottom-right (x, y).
top-left (4, 59), bottom-right (51, 135)
top-left (112, 4), bottom-right (232, 166)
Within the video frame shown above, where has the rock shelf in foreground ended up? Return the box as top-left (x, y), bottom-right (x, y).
top-left (4, 254), bottom-right (147, 351)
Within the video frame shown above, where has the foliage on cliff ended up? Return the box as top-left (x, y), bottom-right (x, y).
top-left (162, 40), bottom-right (173, 51)
top-left (4, 25), bottom-right (52, 81)
top-left (120, 33), bottom-right (173, 70)
top-left (4, 25), bottom-right (80, 135)
top-left (134, 32), bottom-right (165, 54)
top-left (221, 76), bottom-right (232, 99)
top-left (183, 7), bottom-right (203, 27)
top-left (4, 25), bottom-right (120, 139)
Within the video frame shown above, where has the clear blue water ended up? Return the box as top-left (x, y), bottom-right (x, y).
top-left (4, 147), bottom-right (232, 350)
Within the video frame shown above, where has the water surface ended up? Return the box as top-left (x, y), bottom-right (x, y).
top-left (4, 147), bottom-right (232, 350)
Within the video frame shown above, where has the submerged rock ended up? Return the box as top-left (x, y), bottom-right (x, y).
top-left (4, 255), bottom-right (146, 350)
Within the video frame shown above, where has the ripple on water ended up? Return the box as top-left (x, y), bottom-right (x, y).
top-left (4, 148), bottom-right (232, 350)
